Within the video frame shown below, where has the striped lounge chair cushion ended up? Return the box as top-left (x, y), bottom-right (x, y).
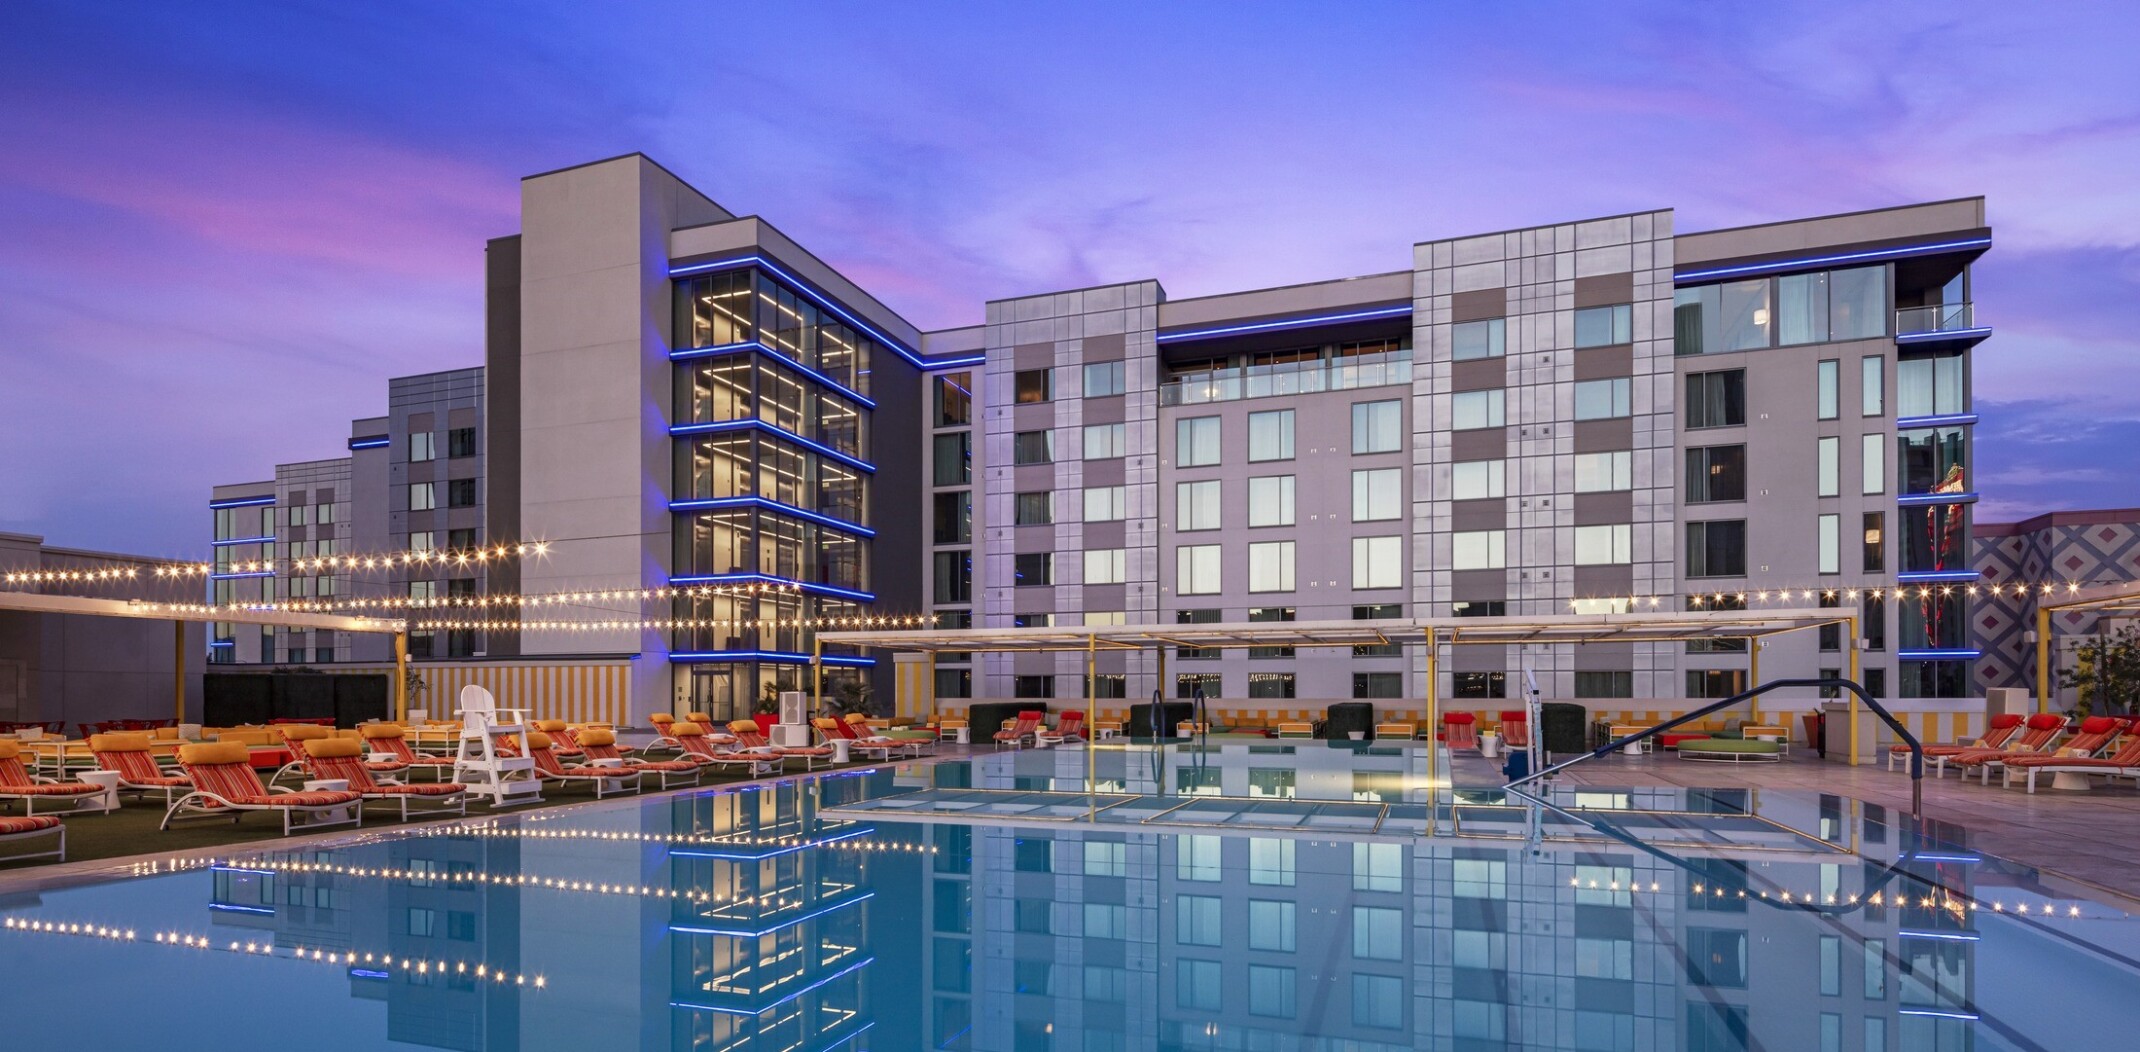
top-left (0, 815), bottom-right (62, 835)
top-left (362, 782), bottom-right (465, 797)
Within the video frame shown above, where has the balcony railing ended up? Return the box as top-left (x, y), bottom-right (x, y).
top-left (1158, 350), bottom-right (1412, 406)
top-left (1895, 303), bottom-right (1977, 336)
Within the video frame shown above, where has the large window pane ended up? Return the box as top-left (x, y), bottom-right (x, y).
top-left (1352, 536), bottom-right (1402, 589)
top-left (1352, 468), bottom-right (1402, 521)
top-left (1574, 451), bottom-right (1632, 493)
top-left (1865, 355), bottom-right (1890, 416)
top-left (1685, 445), bottom-right (1745, 503)
top-left (934, 371), bottom-right (971, 426)
top-left (1898, 427), bottom-right (1966, 493)
top-left (1777, 272), bottom-right (1830, 345)
top-left (1248, 409), bottom-right (1295, 462)
top-left (1176, 480), bottom-right (1221, 531)
top-left (933, 432), bottom-right (970, 486)
top-left (1452, 389), bottom-right (1505, 430)
top-left (1818, 513), bottom-right (1840, 574)
top-left (1574, 524), bottom-right (1632, 565)
top-left (1084, 485), bottom-right (1125, 522)
top-left (1453, 318), bottom-right (1505, 360)
top-left (1013, 429), bottom-right (1053, 465)
top-left (1685, 370), bottom-right (1746, 429)
top-left (1248, 475), bottom-right (1294, 527)
top-left (1082, 422), bottom-right (1125, 459)
top-left (1816, 359), bottom-right (1839, 419)
top-left (1352, 400), bottom-right (1402, 453)
top-left (1452, 459), bottom-right (1504, 501)
top-left (1719, 279), bottom-right (1771, 350)
top-left (1453, 530), bottom-right (1506, 570)
top-left (1014, 368), bottom-right (1051, 403)
top-left (1249, 541), bottom-right (1295, 592)
top-left (1817, 436), bottom-right (1840, 497)
top-left (1015, 491), bottom-right (1053, 525)
top-left (1177, 417), bottom-right (1221, 466)
top-left (1829, 265), bottom-right (1888, 340)
top-left (1177, 545), bottom-right (1221, 594)
top-left (1686, 520), bottom-right (1746, 578)
top-left (1574, 378), bottom-right (1631, 420)
top-left (1897, 353), bottom-right (1962, 417)
top-left (1082, 360), bottom-right (1125, 397)
top-left (1862, 434), bottom-right (1885, 494)
top-left (1574, 304), bottom-right (1633, 348)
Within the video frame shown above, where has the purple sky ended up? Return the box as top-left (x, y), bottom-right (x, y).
top-left (3, 1), bottom-right (2137, 557)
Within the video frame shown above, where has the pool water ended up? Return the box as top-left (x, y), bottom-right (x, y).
top-left (2, 745), bottom-right (2135, 1051)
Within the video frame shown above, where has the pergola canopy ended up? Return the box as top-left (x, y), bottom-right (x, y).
top-left (0, 591), bottom-right (403, 634)
top-left (818, 609), bottom-right (1846, 654)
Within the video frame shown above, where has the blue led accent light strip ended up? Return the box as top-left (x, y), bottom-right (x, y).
top-left (668, 419), bottom-right (874, 474)
top-left (346, 435), bottom-right (390, 450)
top-left (1895, 413), bottom-right (1978, 429)
top-left (668, 955), bottom-right (876, 1015)
top-left (348, 968), bottom-right (391, 980)
top-left (667, 572), bottom-right (874, 602)
top-left (208, 496), bottom-right (275, 509)
top-left (1896, 570), bottom-right (1981, 583)
top-left (210, 571), bottom-right (277, 580)
top-left (667, 650), bottom-right (877, 667)
top-left (667, 496), bottom-right (875, 538)
top-left (211, 535), bottom-right (276, 547)
top-left (670, 894), bottom-right (876, 941)
top-left (207, 640), bottom-right (236, 647)
top-left (1674, 236), bottom-right (1993, 282)
top-left (669, 338), bottom-right (878, 409)
top-left (1896, 491), bottom-right (1977, 506)
top-left (1898, 929), bottom-right (1980, 942)
top-left (1907, 852), bottom-right (1980, 863)
top-left (206, 903), bottom-right (276, 915)
top-left (1898, 649), bottom-right (1981, 661)
top-left (1897, 1009), bottom-right (1981, 1021)
top-left (1157, 305), bottom-right (1413, 343)
top-left (1896, 326), bottom-right (1993, 343)
top-left (670, 826), bottom-right (873, 860)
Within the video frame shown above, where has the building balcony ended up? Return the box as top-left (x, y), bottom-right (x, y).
top-left (1895, 303), bottom-right (1990, 347)
top-left (1158, 350), bottom-right (1411, 406)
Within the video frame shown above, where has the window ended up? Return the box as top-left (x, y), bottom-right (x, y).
top-left (1176, 417), bottom-right (1220, 466)
top-left (1247, 475), bottom-right (1294, 527)
top-left (1778, 272), bottom-right (1831, 347)
top-left (1453, 317), bottom-right (1505, 360)
top-left (1690, 929), bottom-right (1749, 989)
top-left (448, 427), bottom-right (476, 458)
top-left (1248, 900), bottom-right (1295, 952)
top-left (1452, 389), bottom-right (1505, 430)
top-left (1899, 426), bottom-right (1967, 494)
top-left (1249, 837), bottom-right (1296, 885)
top-left (1176, 834), bottom-right (1221, 881)
top-left (1248, 409), bottom-right (1294, 462)
top-left (409, 431), bottom-right (435, 462)
top-left (1248, 965), bottom-right (1296, 1018)
top-left (447, 479), bottom-right (475, 508)
top-left (1898, 352), bottom-right (1965, 417)
top-left (1176, 480), bottom-right (1221, 531)
top-left (1818, 513), bottom-right (1841, 574)
top-left (1574, 304), bottom-right (1632, 348)
top-left (1453, 530), bottom-right (1506, 570)
top-left (1862, 594), bottom-right (1887, 651)
top-left (1082, 360), bottom-right (1124, 398)
top-left (933, 432), bottom-right (970, 485)
top-left (1014, 368), bottom-right (1051, 403)
top-left (934, 371), bottom-right (971, 426)
top-left (408, 482), bottom-right (436, 511)
top-left (1817, 359), bottom-right (1840, 419)
top-left (1012, 613), bottom-right (1054, 628)
top-left (1248, 672), bottom-right (1296, 699)
top-left (1353, 536), bottom-right (1403, 589)
top-left (1864, 355), bottom-right (1888, 416)
top-left (1353, 672), bottom-right (1402, 698)
top-left (1014, 552), bottom-right (1052, 586)
top-left (1353, 604), bottom-right (1402, 657)
top-left (1353, 906), bottom-right (1404, 961)
top-left (409, 530), bottom-right (435, 552)
top-left (1830, 265), bottom-right (1887, 340)
top-left (1084, 673), bottom-right (1126, 701)
top-left (1575, 524), bottom-right (1632, 565)
top-left (1455, 671), bottom-right (1506, 698)
top-left (1685, 370), bottom-right (1746, 428)
top-left (1176, 959), bottom-right (1221, 1011)
top-left (1177, 545), bottom-right (1220, 594)
top-left (1014, 491), bottom-right (1054, 525)
top-left (1085, 549), bottom-right (1126, 585)
top-left (1576, 671), bottom-right (1633, 698)
top-left (933, 552), bottom-right (970, 602)
top-left (447, 527), bottom-right (475, 549)
top-left (1083, 485), bottom-right (1124, 522)
top-left (1247, 607), bottom-right (1295, 659)
top-left (1352, 400), bottom-right (1402, 453)
top-left (1686, 520), bottom-right (1746, 578)
top-left (1082, 422), bottom-right (1125, 460)
top-left (1352, 468), bottom-right (1402, 521)
top-left (1014, 675), bottom-right (1054, 699)
top-left (1451, 459), bottom-right (1504, 501)
top-left (1177, 894), bottom-right (1222, 946)
top-left (1176, 672), bottom-right (1222, 699)
top-left (1012, 430), bottom-right (1053, 465)
top-left (1249, 541), bottom-right (1295, 592)
top-left (1174, 609), bottom-right (1219, 659)
top-left (1574, 377), bottom-right (1631, 420)
top-left (1354, 974), bottom-right (1403, 1029)
top-left (1685, 445), bottom-right (1745, 502)
top-left (1861, 433), bottom-right (1885, 494)
top-left (1862, 512), bottom-right (1885, 573)
top-left (933, 492), bottom-right (970, 543)
top-left (934, 668), bottom-right (971, 698)
top-left (1817, 436), bottom-right (1840, 496)
top-left (1574, 451), bottom-right (1632, 492)
top-left (1687, 669), bottom-right (1747, 699)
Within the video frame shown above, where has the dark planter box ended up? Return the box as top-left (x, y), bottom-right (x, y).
top-left (967, 702), bottom-right (1046, 740)
top-left (1323, 702), bottom-right (1376, 741)
top-left (203, 673), bottom-right (272, 727)
top-left (334, 675), bottom-right (390, 727)
top-left (274, 674), bottom-right (337, 723)
top-left (1129, 701), bottom-right (1195, 738)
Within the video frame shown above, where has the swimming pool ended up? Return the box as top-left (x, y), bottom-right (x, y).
top-left (2, 744), bottom-right (2134, 1050)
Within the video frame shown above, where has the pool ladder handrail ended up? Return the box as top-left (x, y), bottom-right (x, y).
top-left (1504, 677), bottom-right (1925, 818)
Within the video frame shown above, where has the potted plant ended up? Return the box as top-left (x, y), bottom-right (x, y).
top-left (753, 683), bottom-right (785, 736)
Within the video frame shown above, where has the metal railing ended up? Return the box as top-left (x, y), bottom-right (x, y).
top-left (1896, 302), bottom-right (1976, 335)
top-left (1157, 350), bottom-right (1411, 406)
top-left (1506, 677), bottom-right (1926, 816)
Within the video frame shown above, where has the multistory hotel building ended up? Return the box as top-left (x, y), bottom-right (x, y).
top-left (213, 155), bottom-right (1991, 724)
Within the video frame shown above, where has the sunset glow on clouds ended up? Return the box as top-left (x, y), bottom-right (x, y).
top-left (2, 0), bottom-right (2136, 553)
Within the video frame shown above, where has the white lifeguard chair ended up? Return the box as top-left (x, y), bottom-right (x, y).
top-left (452, 684), bottom-right (542, 807)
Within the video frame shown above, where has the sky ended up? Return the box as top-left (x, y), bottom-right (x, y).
top-left (1, 0), bottom-right (2137, 557)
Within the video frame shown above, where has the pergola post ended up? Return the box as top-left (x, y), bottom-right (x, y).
top-left (1845, 615), bottom-right (1861, 767)
top-left (1086, 633), bottom-right (1098, 796)
top-left (925, 651), bottom-right (937, 726)
top-left (2035, 606), bottom-right (2052, 715)
top-left (812, 637), bottom-right (824, 718)
top-left (1424, 626), bottom-right (1439, 836)
top-left (173, 620), bottom-right (187, 724)
top-left (393, 630), bottom-right (409, 723)
top-left (1748, 639), bottom-right (1761, 724)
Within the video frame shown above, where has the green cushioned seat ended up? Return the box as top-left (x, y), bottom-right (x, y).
top-left (1676, 738), bottom-right (1784, 761)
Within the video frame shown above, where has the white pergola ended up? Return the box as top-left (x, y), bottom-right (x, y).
top-left (0, 592), bottom-right (408, 723)
top-left (816, 608), bottom-right (1863, 788)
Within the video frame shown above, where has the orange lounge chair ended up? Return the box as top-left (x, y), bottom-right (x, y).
top-left (1892, 713), bottom-right (2025, 772)
top-left (1036, 711), bottom-right (1086, 747)
top-left (647, 713), bottom-right (684, 752)
top-left (523, 732), bottom-right (642, 798)
top-left (89, 733), bottom-right (193, 807)
top-left (275, 725), bottom-right (410, 784)
top-left (300, 738), bottom-right (469, 820)
top-left (2002, 732), bottom-right (2140, 794)
top-left (1441, 712), bottom-right (1479, 751)
top-left (1498, 711), bottom-right (1532, 751)
top-left (360, 724), bottom-right (458, 780)
top-left (847, 713), bottom-right (929, 755)
top-left (815, 718), bottom-right (897, 761)
top-left (579, 727), bottom-right (702, 790)
top-left (728, 721), bottom-right (835, 770)
top-left (530, 720), bottom-right (585, 758)
top-left (0, 814), bottom-right (65, 863)
top-left (162, 742), bottom-right (364, 835)
top-left (993, 710), bottom-right (1044, 749)
top-left (672, 722), bottom-right (780, 776)
top-left (0, 741), bottom-right (109, 816)
top-left (1950, 714), bottom-right (2072, 783)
